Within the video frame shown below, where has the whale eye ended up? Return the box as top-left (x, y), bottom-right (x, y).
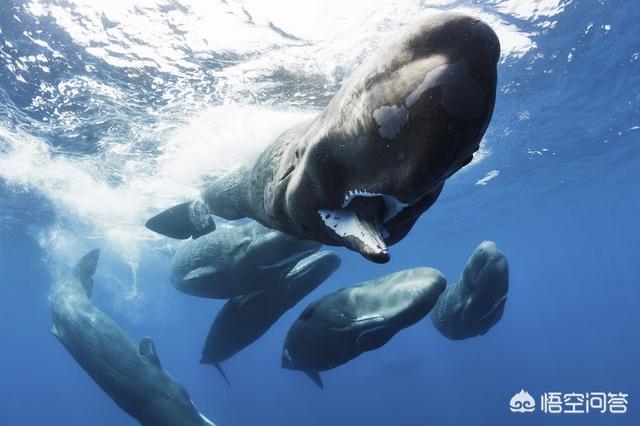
top-left (326, 309), bottom-right (351, 328)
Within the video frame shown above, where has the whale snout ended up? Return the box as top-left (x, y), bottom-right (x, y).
top-left (462, 241), bottom-right (509, 299)
top-left (410, 12), bottom-right (500, 65)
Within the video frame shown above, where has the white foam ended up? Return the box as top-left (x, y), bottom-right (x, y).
top-left (0, 106), bottom-right (310, 310)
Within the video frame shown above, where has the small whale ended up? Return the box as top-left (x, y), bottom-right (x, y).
top-left (281, 267), bottom-right (445, 388)
top-left (170, 221), bottom-right (321, 299)
top-left (200, 251), bottom-right (341, 385)
top-left (50, 250), bottom-right (215, 426)
top-left (431, 241), bottom-right (509, 339)
top-left (146, 12), bottom-right (500, 264)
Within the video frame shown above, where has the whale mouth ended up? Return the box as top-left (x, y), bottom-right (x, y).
top-left (341, 190), bottom-right (409, 222)
top-left (318, 191), bottom-right (410, 263)
top-left (260, 249), bottom-right (319, 272)
top-left (479, 295), bottom-right (507, 321)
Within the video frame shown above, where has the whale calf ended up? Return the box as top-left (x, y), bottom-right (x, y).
top-left (170, 221), bottom-right (321, 299)
top-left (201, 250), bottom-right (341, 385)
top-left (431, 241), bottom-right (509, 339)
top-left (281, 267), bottom-right (445, 388)
top-left (146, 12), bottom-right (500, 264)
top-left (51, 250), bottom-right (215, 426)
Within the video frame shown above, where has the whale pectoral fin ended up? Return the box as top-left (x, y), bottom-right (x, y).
top-left (304, 370), bottom-right (324, 389)
top-left (183, 266), bottom-right (219, 282)
top-left (51, 324), bottom-right (61, 339)
top-left (214, 363), bottom-right (231, 387)
top-left (73, 249), bottom-right (100, 298)
top-left (146, 200), bottom-right (216, 239)
top-left (139, 337), bottom-right (162, 368)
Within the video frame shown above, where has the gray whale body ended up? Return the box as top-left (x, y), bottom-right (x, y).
top-left (281, 267), bottom-right (445, 388)
top-left (200, 250), bottom-right (341, 385)
top-left (431, 240), bottom-right (509, 339)
top-left (147, 12), bottom-right (500, 264)
top-left (170, 221), bottom-right (320, 299)
top-left (50, 250), bottom-right (215, 426)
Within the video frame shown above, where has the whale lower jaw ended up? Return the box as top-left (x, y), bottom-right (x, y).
top-left (199, 413), bottom-right (216, 426)
top-left (318, 192), bottom-right (410, 263)
top-left (479, 294), bottom-right (508, 321)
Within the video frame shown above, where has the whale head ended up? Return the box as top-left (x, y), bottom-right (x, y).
top-left (286, 13), bottom-right (501, 262)
top-left (459, 241), bottom-right (509, 331)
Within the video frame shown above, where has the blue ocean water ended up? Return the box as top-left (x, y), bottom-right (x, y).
top-left (0, 1), bottom-right (639, 425)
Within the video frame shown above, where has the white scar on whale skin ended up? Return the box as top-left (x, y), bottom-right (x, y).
top-left (405, 63), bottom-right (452, 108)
top-left (372, 105), bottom-right (408, 140)
top-left (373, 63), bottom-right (452, 140)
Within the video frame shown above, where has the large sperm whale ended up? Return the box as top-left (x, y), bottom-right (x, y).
top-left (146, 12), bottom-right (500, 264)
top-left (431, 240), bottom-right (509, 339)
top-left (50, 250), bottom-right (216, 426)
top-left (281, 267), bottom-right (445, 388)
top-left (200, 250), bottom-right (341, 385)
top-left (170, 221), bottom-right (321, 299)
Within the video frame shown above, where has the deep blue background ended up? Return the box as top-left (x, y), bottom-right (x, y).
top-left (1, 1), bottom-right (639, 425)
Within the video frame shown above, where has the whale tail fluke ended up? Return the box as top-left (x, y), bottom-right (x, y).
top-left (73, 249), bottom-right (100, 298)
top-left (304, 370), bottom-right (324, 389)
top-left (146, 200), bottom-right (216, 240)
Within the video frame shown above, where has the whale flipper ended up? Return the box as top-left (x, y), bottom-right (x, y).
top-left (73, 249), bottom-right (100, 298)
top-left (146, 200), bottom-right (216, 240)
top-left (139, 337), bottom-right (162, 368)
top-left (304, 370), bottom-right (323, 389)
top-left (183, 266), bottom-right (219, 282)
top-left (214, 363), bottom-right (231, 387)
